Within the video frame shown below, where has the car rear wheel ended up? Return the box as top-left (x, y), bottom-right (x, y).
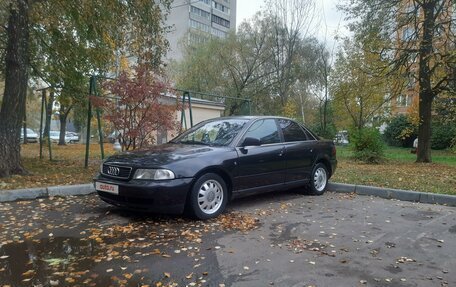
top-left (308, 163), bottom-right (328, 195)
top-left (188, 173), bottom-right (227, 220)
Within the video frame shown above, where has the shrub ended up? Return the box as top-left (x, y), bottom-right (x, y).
top-left (311, 123), bottom-right (337, 140)
top-left (350, 128), bottom-right (385, 164)
top-left (383, 115), bottom-right (417, 147)
top-left (431, 121), bottom-right (456, 150)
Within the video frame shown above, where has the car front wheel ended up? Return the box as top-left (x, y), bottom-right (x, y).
top-left (188, 173), bottom-right (227, 220)
top-left (308, 163), bottom-right (328, 195)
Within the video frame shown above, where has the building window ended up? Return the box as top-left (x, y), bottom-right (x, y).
top-left (407, 75), bottom-right (415, 89)
top-left (211, 27), bottom-right (226, 38)
top-left (157, 128), bottom-right (167, 145)
top-left (212, 1), bottom-right (230, 15)
top-left (190, 19), bottom-right (211, 33)
top-left (406, 95), bottom-right (413, 107)
top-left (189, 32), bottom-right (208, 44)
top-left (190, 5), bottom-right (210, 20)
top-left (199, 0), bottom-right (210, 5)
top-left (396, 95), bottom-right (413, 107)
top-left (211, 14), bottom-right (230, 28)
top-left (397, 95), bottom-right (406, 107)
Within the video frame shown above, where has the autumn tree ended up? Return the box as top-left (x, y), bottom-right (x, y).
top-left (265, 0), bottom-right (318, 108)
top-left (0, 0), bottom-right (30, 177)
top-left (0, 0), bottom-right (171, 177)
top-left (331, 38), bottom-right (392, 130)
top-left (98, 65), bottom-right (180, 151)
top-left (340, 0), bottom-right (456, 162)
top-left (173, 11), bottom-right (324, 117)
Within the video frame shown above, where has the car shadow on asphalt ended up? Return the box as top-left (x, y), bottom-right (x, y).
top-left (227, 188), bottom-right (310, 209)
top-left (96, 187), bottom-right (314, 222)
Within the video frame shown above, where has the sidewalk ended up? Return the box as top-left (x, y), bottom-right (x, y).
top-left (1, 181), bottom-right (456, 207)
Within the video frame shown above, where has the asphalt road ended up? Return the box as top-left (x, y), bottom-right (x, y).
top-left (0, 190), bottom-right (455, 287)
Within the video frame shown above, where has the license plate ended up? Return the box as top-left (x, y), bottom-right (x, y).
top-left (95, 182), bottom-right (119, 195)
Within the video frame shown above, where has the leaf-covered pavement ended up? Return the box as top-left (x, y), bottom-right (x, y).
top-left (0, 194), bottom-right (259, 287)
top-left (1, 191), bottom-right (455, 286)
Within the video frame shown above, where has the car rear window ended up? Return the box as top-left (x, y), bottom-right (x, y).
top-left (278, 119), bottom-right (308, 142)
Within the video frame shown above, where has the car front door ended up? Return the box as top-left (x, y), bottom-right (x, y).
top-left (278, 119), bottom-right (316, 183)
top-left (234, 119), bottom-right (286, 193)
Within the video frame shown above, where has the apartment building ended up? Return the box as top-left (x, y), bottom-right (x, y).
top-left (165, 0), bottom-right (237, 62)
top-left (392, 0), bottom-right (455, 115)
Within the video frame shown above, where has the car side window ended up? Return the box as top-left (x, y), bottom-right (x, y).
top-left (279, 119), bottom-right (308, 142)
top-left (302, 128), bottom-right (317, 141)
top-left (244, 119), bottom-right (280, 145)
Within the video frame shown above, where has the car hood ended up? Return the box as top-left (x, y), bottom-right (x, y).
top-left (104, 143), bottom-right (227, 167)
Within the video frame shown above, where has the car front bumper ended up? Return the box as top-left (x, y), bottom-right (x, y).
top-left (94, 174), bottom-right (193, 214)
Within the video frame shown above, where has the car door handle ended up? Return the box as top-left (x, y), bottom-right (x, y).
top-left (278, 148), bottom-right (285, 157)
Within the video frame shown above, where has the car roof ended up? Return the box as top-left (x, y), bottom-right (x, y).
top-left (213, 116), bottom-right (294, 121)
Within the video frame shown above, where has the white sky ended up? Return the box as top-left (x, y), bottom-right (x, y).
top-left (236, 0), bottom-right (351, 56)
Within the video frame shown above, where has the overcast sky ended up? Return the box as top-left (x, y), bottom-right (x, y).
top-left (236, 0), bottom-right (351, 55)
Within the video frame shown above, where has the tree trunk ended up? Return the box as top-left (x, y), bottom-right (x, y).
top-left (416, 2), bottom-right (435, 163)
top-left (43, 91), bottom-right (54, 137)
top-left (58, 104), bottom-right (72, 145)
top-left (0, 1), bottom-right (30, 178)
top-left (58, 115), bottom-right (67, 145)
top-left (417, 95), bottom-right (432, 162)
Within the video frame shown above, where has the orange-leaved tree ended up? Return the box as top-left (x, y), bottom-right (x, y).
top-left (95, 65), bottom-right (181, 151)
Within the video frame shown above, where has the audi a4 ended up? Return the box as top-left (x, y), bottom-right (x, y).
top-left (94, 116), bottom-right (337, 219)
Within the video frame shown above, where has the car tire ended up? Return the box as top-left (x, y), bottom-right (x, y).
top-left (188, 173), bottom-right (227, 220)
top-left (307, 163), bottom-right (328, 195)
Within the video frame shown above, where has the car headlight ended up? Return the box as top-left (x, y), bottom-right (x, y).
top-left (133, 169), bottom-right (175, 180)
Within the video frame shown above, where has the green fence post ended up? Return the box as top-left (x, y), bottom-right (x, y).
top-left (39, 89), bottom-right (45, 159)
top-left (94, 77), bottom-right (105, 160)
top-left (188, 92), bottom-right (193, 127)
top-left (84, 76), bottom-right (94, 168)
top-left (46, 91), bottom-right (53, 161)
top-left (180, 91), bottom-right (188, 131)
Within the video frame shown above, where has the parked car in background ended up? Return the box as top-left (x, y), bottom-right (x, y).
top-left (94, 116), bottom-right (337, 220)
top-left (65, 132), bottom-right (80, 143)
top-left (334, 130), bottom-right (349, 145)
top-left (48, 131), bottom-right (61, 143)
top-left (20, 128), bottom-right (39, 143)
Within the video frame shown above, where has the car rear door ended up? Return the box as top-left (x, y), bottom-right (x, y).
top-left (278, 119), bottom-right (317, 183)
top-left (234, 119), bottom-right (286, 192)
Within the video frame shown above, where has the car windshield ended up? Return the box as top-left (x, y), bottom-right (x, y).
top-left (172, 118), bottom-right (249, 146)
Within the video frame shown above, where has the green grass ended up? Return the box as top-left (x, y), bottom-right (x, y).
top-left (332, 145), bottom-right (456, 195)
top-left (337, 145), bottom-right (456, 166)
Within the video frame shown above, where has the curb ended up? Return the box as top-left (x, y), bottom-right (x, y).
top-left (328, 182), bottom-right (456, 207)
top-left (0, 184), bottom-right (95, 203)
top-left (1, 182), bottom-right (455, 207)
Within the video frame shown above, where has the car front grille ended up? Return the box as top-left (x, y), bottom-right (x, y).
top-left (102, 164), bottom-right (132, 179)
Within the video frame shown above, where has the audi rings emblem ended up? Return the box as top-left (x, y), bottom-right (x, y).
top-left (106, 166), bottom-right (120, 176)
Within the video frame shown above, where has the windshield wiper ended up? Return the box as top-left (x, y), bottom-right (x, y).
top-left (177, 140), bottom-right (209, 145)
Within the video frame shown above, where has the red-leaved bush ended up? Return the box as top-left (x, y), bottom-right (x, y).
top-left (93, 65), bottom-right (181, 150)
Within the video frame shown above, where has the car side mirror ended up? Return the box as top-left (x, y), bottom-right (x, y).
top-left (241, 137), bottom-right (261, 147)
